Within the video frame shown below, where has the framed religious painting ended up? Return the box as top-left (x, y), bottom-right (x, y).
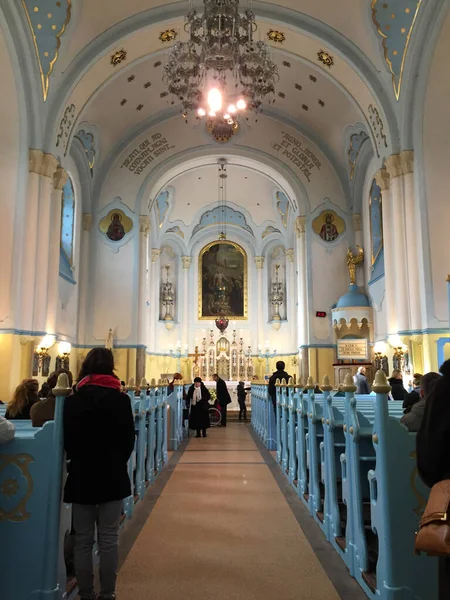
top-left (198, 241), bottom-right (248, 319)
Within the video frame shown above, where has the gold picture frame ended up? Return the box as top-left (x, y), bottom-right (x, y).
top-left (198, 241), bottom-right (248, 320)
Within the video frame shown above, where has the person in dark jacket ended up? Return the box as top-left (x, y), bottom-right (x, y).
top-left (31, 368), bottom-right (73, 427)
top-left (400, 372), bottom-right (439, 432)
top-left (388, 369), bottom-right (406, 401)
top-left (213, 373), bottom-right (231, 427)
top-left (63, 348), bottom-right (135, 600)
top-left (237, 381), bottom-right (250, 421)
top-left (402, 373), bottom-right (422, 414)
top-left (416, 362), bottom-right (450, 488)
top-left (5, 379), bottom-right (39, 419)
top-left (353, 366), bottom-right (370, 394)
top-left (268, 361), bottom-right (291, 415)
top-left (187, 377), bottom-right (211, 437)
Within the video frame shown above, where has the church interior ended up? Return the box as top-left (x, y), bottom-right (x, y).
top-left (1, 0), bottom-right (450, 599)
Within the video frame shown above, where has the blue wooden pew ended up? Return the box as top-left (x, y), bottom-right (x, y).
top-left (0, 375), bottom-right (73, 600)
top-left (253, 371), bottom-right (439, 600)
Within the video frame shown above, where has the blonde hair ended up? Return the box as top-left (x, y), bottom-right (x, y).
top-left (8, 379), bottom-right (39, 418)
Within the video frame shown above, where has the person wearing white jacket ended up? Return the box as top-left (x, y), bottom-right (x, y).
top-left (0, 415), bottom-right (15, 443)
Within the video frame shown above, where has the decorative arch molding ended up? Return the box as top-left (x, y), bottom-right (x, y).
top-left (192, 205), bottom-right (255, 238)
top-left (402, 0), bottom-right (450, 148)
top-left (132, 148), bottom-right (309, 221)
top-left (0, 3), bottom-right (42, 147)
top-left (344, 123), bottom-right (371, 182)
top-left (44, 2), bottom-right (400, 154)
top-left (73, 122), bottom-right (99, 178)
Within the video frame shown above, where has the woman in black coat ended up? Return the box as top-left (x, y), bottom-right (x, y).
top-left (388, 369), bottom-right (406, 401)
top-left (187, 377), bottom-right (211, 438)
top-left (63, 348), bottom-right (135, 600)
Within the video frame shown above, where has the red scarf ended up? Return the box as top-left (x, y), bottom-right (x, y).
top-left (77, 374), bottom-right (121, 391)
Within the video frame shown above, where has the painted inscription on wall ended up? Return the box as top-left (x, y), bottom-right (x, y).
top-left (271, 132), bottom-right (321, 182)
top-left (120, 133), bottom-right (175, 175)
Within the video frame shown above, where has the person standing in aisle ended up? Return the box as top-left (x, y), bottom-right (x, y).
top-left (213, 373), bottom-right (231, 427)
top-left (237, 381), bottom-right (250, 421)
top-left (353, 366), bottom-right (370, 394)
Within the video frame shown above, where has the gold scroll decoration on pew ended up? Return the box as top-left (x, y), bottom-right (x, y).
top-left (0, 454), bottom-right (34, 522)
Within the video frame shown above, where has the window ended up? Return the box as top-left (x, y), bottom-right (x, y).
top-left (59, 177), bottom-right (76, 284)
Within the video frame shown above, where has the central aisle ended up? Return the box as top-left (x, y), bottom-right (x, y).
top-left (115, 425), bottom-right (347, 599)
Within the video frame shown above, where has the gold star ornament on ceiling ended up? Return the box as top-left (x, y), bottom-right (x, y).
top-left (317, 50), bottom-right (334, 68)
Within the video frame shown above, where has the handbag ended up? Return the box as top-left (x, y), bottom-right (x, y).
top-left (415, 480), bottom-right (450, 556)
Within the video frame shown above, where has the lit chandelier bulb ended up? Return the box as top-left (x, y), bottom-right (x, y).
top-left (207, 87), bottom-right (223, 112)
top-left (236, 98), bottom-right (246, 110)
top-left (223, 113), bottom-right (230, 120)
top-left (197, 107), bottom-right (206, 116)
top-left (228, 104), bottom-right (237, 114)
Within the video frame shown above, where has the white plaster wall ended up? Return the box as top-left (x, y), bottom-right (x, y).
top-left (423, 11), bottom-right (450, 325)
top-left (310, 241), bottom-right (348, 342)
top-left (0, 25), bottom-right (21, 329)
top-left (91, 238), bottom-right (136, 341)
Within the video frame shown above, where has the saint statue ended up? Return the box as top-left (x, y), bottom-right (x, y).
top-left (347, 246), bottom-right (364, 285)
top-left (319, 213), bottom-right (339, 242)
top-left (107, 213), bottom-right (126, 241)
top-left (106, 328), bottom-right (114, 350)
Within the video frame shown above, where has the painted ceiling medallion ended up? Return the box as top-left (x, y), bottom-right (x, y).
top-left (206, 117), bottom-right (239, 143)
top-left (159, 29), bottom-right (177, 43)
top-left (22, 0), bottom-right (72, 101)
top-left (267, 29), bottom-right (285, 43)
top-left (372, 0), bottom-right (422, 100)
top-left (111, 49), bottom-right (127, 67)
top-left (317, 49), bottom-right (334, 68)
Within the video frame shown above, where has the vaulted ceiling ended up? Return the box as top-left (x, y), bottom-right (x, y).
top-left (6, 0), bottom-right (432, 192)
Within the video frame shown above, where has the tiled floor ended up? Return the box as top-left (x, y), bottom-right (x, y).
top-left (114, 425), bottom-right (365, 600)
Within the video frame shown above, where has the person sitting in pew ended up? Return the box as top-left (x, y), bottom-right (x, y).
top-left (63, 347), bottom-right (135, 600)
top-left (5, 378), bottom-right (39, 419)
top-left (31, 368), bottom-right (74, 427)
top-left (388, 369), bottom-right (406, 401)
top-left (400, 372), bottom-right (439, 432)
top-left (402, 373), bottom-right (423, 414)
top-left (0, 415), bottom-right (15, 443)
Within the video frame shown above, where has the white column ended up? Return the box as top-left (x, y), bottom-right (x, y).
top-left (137, 216), bottom-right (150, 346)
top-left (402, 151), bottom-right (422, 332)
top-left (352, 214), bottom-right (365, 288)
top-left (19, 150), bottom-right (58, 331)
top-left (181, 256), bottom-right (191, 347)
top-left (385, 154), bottom-right (410, 334)
top-left (149, 249), bottom-right (161, 352)
top-left (375, 167), bottom-right (397, 336)
top-left (254, 256), bottom-right (265, 349)
top-left (46, 167), bottom-right (68, 334)
top-left (77, 214), bottom-right (92, 345)
top-left (33, 153), bottom-right (59, 332)
top-left (296, 217), bottom-right (309, 381)
top-left (285, 248), bottom-right (295, 348)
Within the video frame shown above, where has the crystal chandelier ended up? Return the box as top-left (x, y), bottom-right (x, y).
top-left (163, 0), bottom-right (279, 124)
